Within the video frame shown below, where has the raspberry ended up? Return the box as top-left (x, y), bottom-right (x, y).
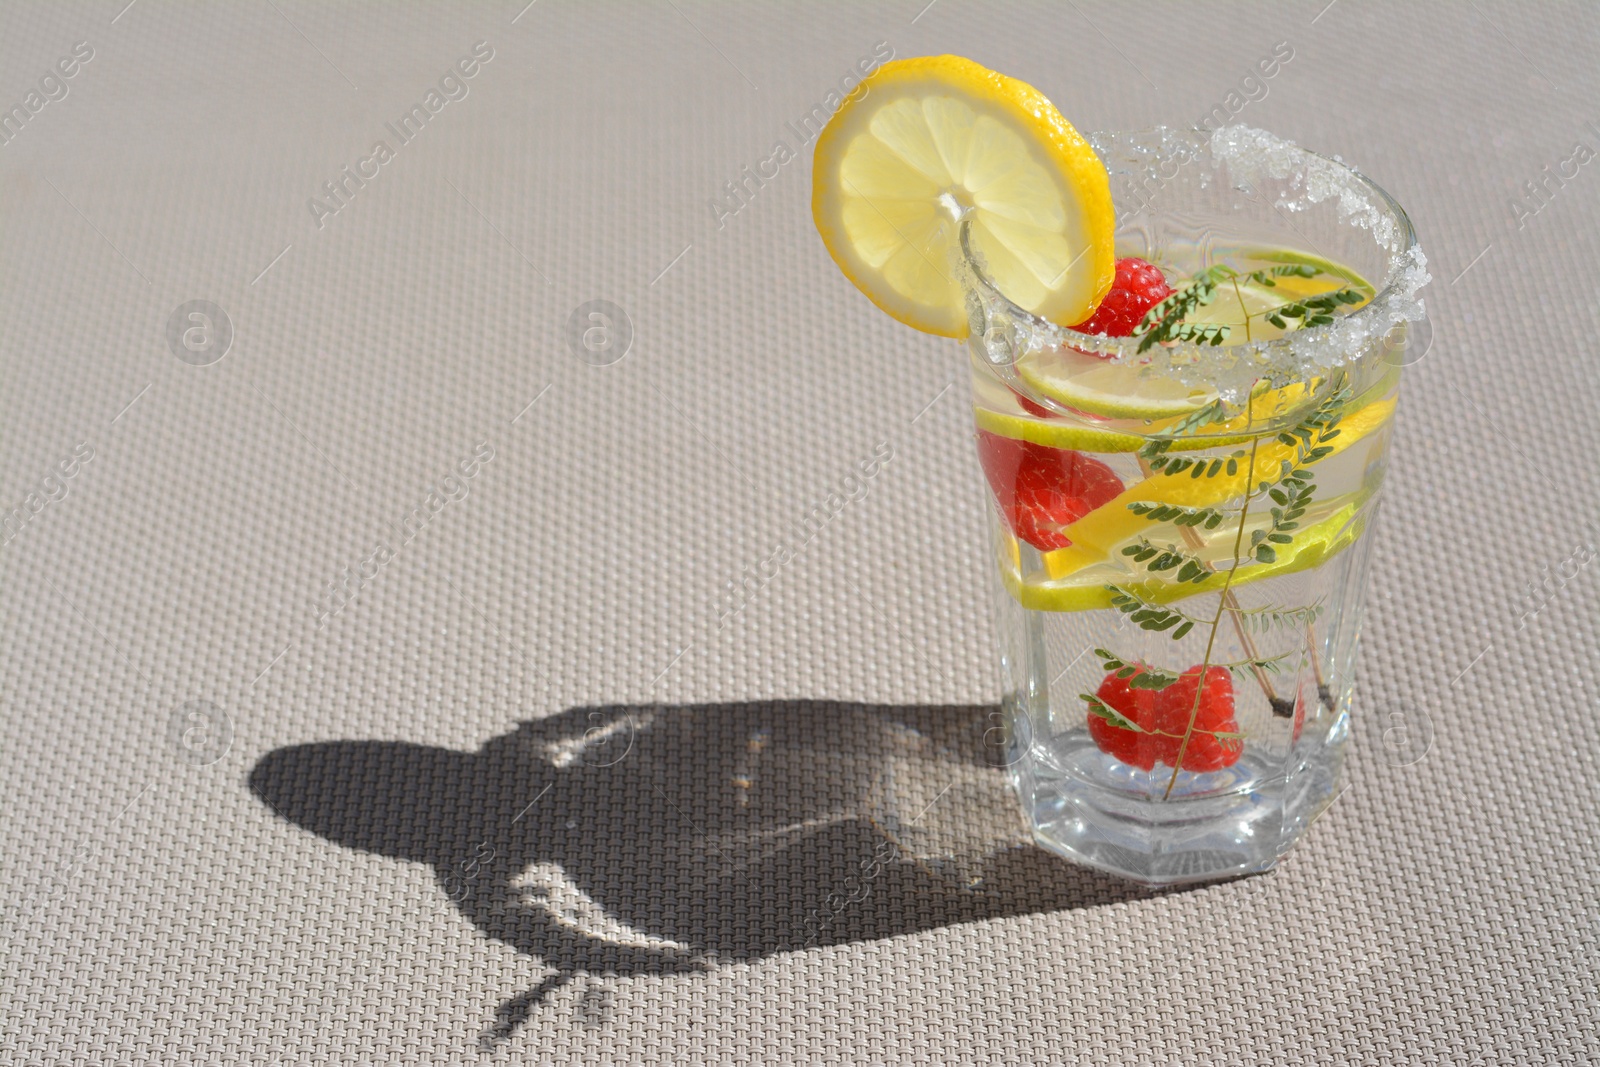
top-left (974, 430), bottom-right (1124, 551)
top-left (1070, 257), bottom-right (1174, 338)
top-left (1086, 664), bottom-right (1243, 773)
top-left (1153, 666), bottom-right (1243, 773)
top-left (1085, 669), bottom-right (1163, 770)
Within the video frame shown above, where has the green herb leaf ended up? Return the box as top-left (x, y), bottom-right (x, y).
top-left (1083, 694), bottom-right (1140, 732)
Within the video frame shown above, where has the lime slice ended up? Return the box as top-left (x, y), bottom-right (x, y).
top-left (1016, 346), bottom-right (1217, 420)
top-left (973, 406), bottom-right (1144, 452)
top-left (1180, 251), bottom-right (1375, 341)
top-left (970, 373), bottom-right (1146, 451)
top-left (975, 373), bottom-right (1330, 454)
top-left (980, 333), bottom-right (1396, 468)
top-left (1013, 249), bottom-right (1375, 418)
top-left (811, 55), bottom-right (1116, 337)
top-left (1012, 345), bottom-right (1320, 424)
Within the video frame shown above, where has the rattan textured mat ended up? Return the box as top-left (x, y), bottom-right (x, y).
top-left (2, 2), bottom-right (1596, 1064)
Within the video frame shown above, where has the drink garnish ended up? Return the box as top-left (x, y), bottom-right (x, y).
top-left (810, 55), bottom-right (1115, 336)
top-left (1070, 257), bottom-right (1174, 337)
top-left (973, 431), bottom-right (1123, 551)
top-left (1084, 663), bottom-right (1242, 772)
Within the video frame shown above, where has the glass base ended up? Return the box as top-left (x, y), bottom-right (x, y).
top-left (1011, 723), bottom-right (1345, 887)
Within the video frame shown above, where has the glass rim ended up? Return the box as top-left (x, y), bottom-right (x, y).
top-left (958, 125), bottom-right (1425, 370)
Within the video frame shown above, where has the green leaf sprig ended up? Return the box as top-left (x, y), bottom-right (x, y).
top-left (1247, 375), bottom-right (1351, 564)
top-left (1264, 287), bottom-right (1366, 330)
top-left (1230, 602), bottom-right (1324, 635)
top-left (1120, 537), bottom-right (1212, 584)
top-left (1092, 649), bottom-right (1181, 691)
top-left (1076, 258), bottom-right (1375, 792)
top-left (1126, 501), bottom-right (1229, 530)
top-left (1131, 262), bottom-right (1366, 354)
top-left (1082, 693), bottom-right (1142, 732)
top-left (1141, 450), bottom-right (1247, 479)
top-left (1106, 587), bottom-right (1204, 640)
top-left (1133, 265), bottom-right (1232, 353)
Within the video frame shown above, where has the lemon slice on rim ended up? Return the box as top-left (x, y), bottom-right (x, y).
top-left (811, 55), bottom-right (1115, 337)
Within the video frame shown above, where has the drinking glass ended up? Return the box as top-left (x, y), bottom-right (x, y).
top-left (965, 127), bottom-right (1429, 885)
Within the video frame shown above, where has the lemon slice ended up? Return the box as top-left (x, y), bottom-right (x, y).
top-left (1038, 392), bottom-right (1397, 579)
top-left (811, 55), bottom-right (1115, 338)
top-left (1000, 501), bottom-right (1367, 613)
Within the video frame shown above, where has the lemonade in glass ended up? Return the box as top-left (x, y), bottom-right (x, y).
top-left (811, 58), bottom-right (1427, 884)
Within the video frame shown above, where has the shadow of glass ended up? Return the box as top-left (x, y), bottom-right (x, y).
top-left (250, 700), bottom-right (1167, 1041)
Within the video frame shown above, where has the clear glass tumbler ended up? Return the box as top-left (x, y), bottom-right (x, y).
top-left (965, 127), bottom-right (1428, 886)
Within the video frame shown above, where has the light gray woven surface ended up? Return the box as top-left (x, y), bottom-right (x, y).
top-left (2, 2), bottom-right (1597, 1064)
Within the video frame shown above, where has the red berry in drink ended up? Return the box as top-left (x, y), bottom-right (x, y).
top-left (974, 430), bottom-right (1124, 551)
top-left (1153, 665), bottom-right (1243, 773)
top-left (1086, 664), bottom-right (1243, 773)
top-left (1070, 257), bottom-right (1174, 338)
top-left (1085, 669), bottom-right (1163, 770)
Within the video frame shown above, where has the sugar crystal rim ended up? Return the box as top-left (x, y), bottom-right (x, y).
top-left (960, 125), bottom-right (1430, 402)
